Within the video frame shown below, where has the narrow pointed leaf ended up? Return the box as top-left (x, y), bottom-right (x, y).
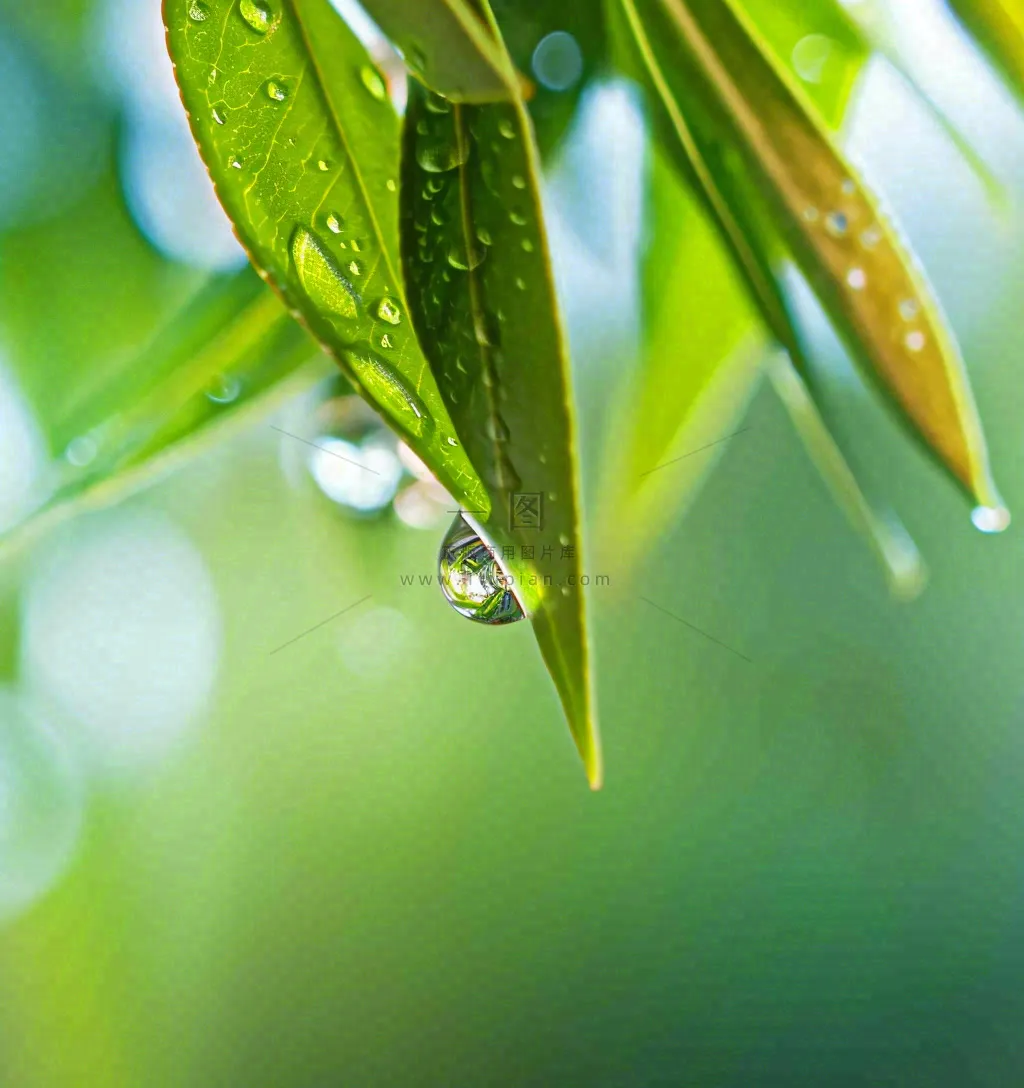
top-left (766, 353), bottom-right (927, 600)
top-left (164, 0), bottom-right (489, 516)
top-left (621, 0), bottom-right (1005, 515)
top-left (358, 0), bottom-right (517, 102)
top-left (947, 0), bottom-right (1024, 105)
top-left (400, 57), bottom-right (600, 780)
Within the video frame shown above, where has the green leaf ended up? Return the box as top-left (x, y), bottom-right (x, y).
top-left (620, 0), bottom-right (1006, 518)
top-left (947, 0), bottom-right (1024, 105)
top-left (1, 272), bottom-right (324, 560)
top-left (358, 0), bottom-right (517, 102)
top-left (400, 72), bottom-right (600, 782)
top-left (597, 150), bottom-right (764, 577)
top-left (164, 0), bottom-right (490, 516)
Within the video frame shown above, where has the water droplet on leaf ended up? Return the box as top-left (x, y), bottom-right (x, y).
top-left (265, 79), bottom-right (288, 101)
top-left (438, 516), bottom-right (525, 625)
top-left (905, 330), bottom-right (926, 353)
top-left (899, 298), bottom-right (920, 321)
top-left (416, 136), bottom-right (469, 173)
top-left (825, 211), bottom-right (848, 237)
top-left (188, 1), bottom-right (211, 22)
top-left (971, 505), bottom-right (1011, 534)
top-left (326, 213), bottom-right (342, 234)
top-left (360, 65), bottom-right (387, 101)
top-left (847, 267), bottom-right (866, 290)
top-left (376, 297), bottom-right (402, 325)
top-left (344, 345), bottom-right (432, 437)
top-left (291, 225), bottom-right (360, 322)
top-left (239, 0), bottom-right (275, 34)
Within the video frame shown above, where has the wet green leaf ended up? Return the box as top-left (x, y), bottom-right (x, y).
top-left (947, 0), bottom-right (1024, 105)
top-left (358, 0), bottom-right (517, 102)
top-left (164, 0), bottom-right (490, 516)
top-left (400, 66), bottom-right (600, 784)
top-left (620, 0), bottom-right (1006, 518)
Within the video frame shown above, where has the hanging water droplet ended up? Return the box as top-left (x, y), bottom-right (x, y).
top-left (971, 505), bottom-right (1011, 534)
top-left (438, 516), bottom-right (525, 626)
top-left (905, 330), bottom-right (926, 353)
top-left (498, 120), bottom-right (516, 140)
top-left (239, 0), bottom-right (275, 34)
top-left (899, 298), bottom-right (920, 321)
top-left (188, 0), bottom-right (211, 22)
top-left (825, 211), bottom-right (849, 237)
top-left (265, 78), bottom-right (288, 101)
top-left (291, 225), bottom-right (360, 322)
top-left (345, 345), bottom-right (432, 437)
top-left (511, 175), bottom-right (526, 190)
top-left (376, 297), bottom-right (402, 325)
top-left (325, 212), bottom-right (343, 234)
top-left (847, 267), bottom-right (866, 290)
top-left (360, 65), bottom-right (387, 102)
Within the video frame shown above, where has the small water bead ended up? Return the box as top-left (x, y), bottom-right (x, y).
top-left (424, 92), bottom-right (451, 115)
top-left (486, 415), bottom-right (511, 443)
top-left (349, 238), bottom-right (364, 253)
top-left (825, 211), bottom-right (849, 237)
top-left (791, 33), bottom-right (832, 83)
top-left (511, 175), bottom-right (526, 190)
top-left (416, 119), bottom-right (431, 136)
top-left (239, 0), bottom-right (275, 34)
top-left (802, 206), bottom-right (819, 223)
top-left (447, 437), bottom-right (458, 447)
top-left (212, 105), bottom-right (226, 125)
top-left (416, 137), bottom-right (469, 173)
top-left (448, 244), bottom-right (485, 271)
top-left (206, 374), bottom-right (241, 404)
top-left (841, 179), bottom-right (856, 196)
top-left (561, 585), bottom-right (572, 597)
top-left (847, 267), bottom-right (866, 290)
top-left (188, 0), bottom-right (211, 21)
top-left (509, 210), bottom-right (528, 227)
top-left (65, 435), bottom-right (98, 467)
top-left (317, 159), bottom-right (330, 172)
top-left (348, 260), bottom-right (363, 277)
top-left (521, 238), bottom-right (534, 253)
top-left (430, 206), bottom-right (448, 227)
top-left (514, 277), bottom-right (526, 291)
top-left (532, 30), bottom-right (583, 92)
top-left (476, 227), bottom-right (493, 246)
top-left (291, 225), bottom-right (360, 321)
top-left (438, 516), bottom-right (525, 626)
top-left (326, 213), bottom-right (343, 234)
top-left (386, 179), bottom-right (397, 192)
top-left (860, 225), bottom-right (882, 248)
top-left (230, 158), bottom-right (243, 170)
top-left (498, 120), bottom-right (516, 140)
top-left (345, 345), bottom-right (432, 437)
top-left (376, 297), bottom-right (402, 325)
top-left (559, 533), bottom-right (570, 546)
top-left (380, 334), bottom-right (393, 349)
top-left (360, 65), bottom-right (387, 102)
top-left (899, 298), bottom-right (920, 321)
top-left (905, 330), bottom-right (926, 352)
top-left (265, 79), bottom-right (288, 101)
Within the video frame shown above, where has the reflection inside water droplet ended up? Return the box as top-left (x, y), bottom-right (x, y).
top-left (825, 211), bottom-right (848, 237)
top-left (344, 345), bottom-right (432, 437)
top-left (791, 33), bottom-right (833, 83)
top-left (360, 65), bottom-right (387, 102)
top-left (265, 79), bottom-right (288, 101)
top-left (188, 0), bottom-right (211, 21)
top-left (438, 516), bottom-right (525, 625)
top-left (847, 267), bottom-right (866, 290)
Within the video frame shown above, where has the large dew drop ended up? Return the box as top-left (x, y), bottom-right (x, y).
top-left (239, 0), bottom-right (275, 33)
top-left (344, 345), bottom-right (432, 438)
top-left (438, 516), bottom-right (525, 626)
top-left (291, 225), bottom-right (360, 322)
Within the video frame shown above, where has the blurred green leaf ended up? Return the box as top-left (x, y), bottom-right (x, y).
top-left (164, 0), bottom-right (490, 515)
top-left (400, 64), bottom-right (600, 783)
top-left (359, 0), bottom-right (517, 102)
top-left (597, 150), bottom-right (764, 578)
top-left (490, 0), bottom-right (607, 159)
top-left (947, 0), bottom-right (1024, 105)
top-left (620, 0), bottom-right (1005, 519)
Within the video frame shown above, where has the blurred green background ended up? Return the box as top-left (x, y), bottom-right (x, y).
top-left (0, 0), bottom-right (1023, 1084)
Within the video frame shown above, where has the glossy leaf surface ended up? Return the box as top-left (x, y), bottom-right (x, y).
top-left (164, 0), bottom-right (490, 515)
top-left (621, 0), bottom-right (1005, 515)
